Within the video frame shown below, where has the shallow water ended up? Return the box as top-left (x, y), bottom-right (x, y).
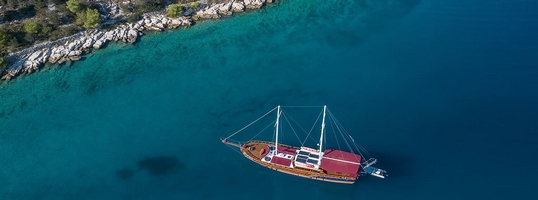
top-left (1, 0), bottom-right (537, 199)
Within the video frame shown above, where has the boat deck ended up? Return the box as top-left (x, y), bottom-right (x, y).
top-left (241, 141), bottom-right (358, 184)
top-left (320, 149), bottom-right (362, 178)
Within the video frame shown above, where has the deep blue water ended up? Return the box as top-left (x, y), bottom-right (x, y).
top-left (1, 0), bottom-right (538, 199)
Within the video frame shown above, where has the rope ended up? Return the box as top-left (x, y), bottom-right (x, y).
top-left (329, 109), bottom-right (370, 157)
top-left (280, 106), bottom-right (323, 108)
top-left (224, 142), bottom-right (243, 155)
top-left (249, 119), bottom-right (276, 141)
top-left (328, 113), bottom-right (351, 174)
top-left (329, 110), bottom-right (364, 159)
top-left (224, 106), bottom-right (278, 140)
top-left (301, 109), bottom-right (323, 146)
top-left (281, 111), bottom-right (303, 145)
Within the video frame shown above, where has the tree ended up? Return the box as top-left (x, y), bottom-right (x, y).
top-left (75, 11), bottom-right (86, 26)
top-left (66, 0), bottom-right (83, 13)
top-left (0, 29), bottom-right (9, 46)
top-left (24, 20), bottom-right (41, 34)
top-left (83, 8), bottom-right (100, 29)
top-left (48, 12), bottom-right (62, 26)
top-left (0, 57), bottom-right (8, 71)
top-left (167, 4), bottom-right (184, 18)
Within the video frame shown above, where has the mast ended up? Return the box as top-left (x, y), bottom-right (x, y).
top-left (319, 105), bottom-right (327, 154)
top-left (274, 105), bottom-right (281, 156)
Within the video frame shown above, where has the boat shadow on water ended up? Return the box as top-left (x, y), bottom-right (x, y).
top-left (115, 155), bottom-right (186, 181)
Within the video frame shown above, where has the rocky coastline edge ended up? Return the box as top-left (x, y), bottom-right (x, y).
top-left (1, 0), bottom-right (276, 81)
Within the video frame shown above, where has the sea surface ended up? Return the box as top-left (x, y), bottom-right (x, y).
top-left (1, 0), bottom-right (537, 199)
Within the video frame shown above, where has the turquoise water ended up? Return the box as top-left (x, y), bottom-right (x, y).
top-left (1, 0), bottom-right (538, 199)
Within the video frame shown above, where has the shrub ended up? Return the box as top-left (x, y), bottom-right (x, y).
top-left (24, 20), bottom-right (41, 34)
top-left (189, 2), bottom-right (200, 9)
top-left (0, 29), bottom-right (10, 47)
top-left (66, 0), bottom-right (83, 13)
top-left (83, 8), bottom-right (101, 29)
top-left (0, 57), bottom-right (8, 71)
top-left (75, 11), bottom-right (86, 26)
top-left (167, 4), bottom-right (184, 18)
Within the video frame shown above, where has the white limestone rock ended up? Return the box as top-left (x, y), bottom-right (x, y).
top-left (168, 18), bottom-right (182, 29)
top-left (82, 37), bottom-right (95, 49)
top-left (27, 50), bottom-right (43, 61)
top-left (244, 0), bottom-right (265, 9)
top-left (67, 50), bottom-right (82, 61)
top-left (194, 4), bottom-right (221, 20)
top-left (93, 39), bottom-right (105, 49)
top-left (127, 29), bottom-right (138, 43)
top-left (218, 2), bottom-right (233, 16)
top-left (23, 60), bottom-right (42, 73)
top-left (232, 1), bottom-right (245, 12)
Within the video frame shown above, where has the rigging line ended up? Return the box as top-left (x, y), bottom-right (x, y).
top-left (328, 110), bottom-right (365, 159)
top-left (340, 121), bottom-right (371, 156)
top-left (328, 113), bottom-right (351, 174)
top-left (282, 110), bottom-right (309, 135)
top-left (329, 114), bottom-right (343, 151)
top-left (249, 119), bottom-right (277, 141)
top-left (284, 109), bottom-right (319, 146)
top-left (224, 142), bottom-right (243, 155)
top-left (328, 109), bottom-right (370, 156)
top-left (281, 111), bottom-right (303, 145)
top-left (329, 110), bottom-right (370, 156)
top-left (280, 106), bottom-right (323, 108)
top-left (301, 109), bottom-right (324, 146)
top-left (224, 106), bottom-right (278, 140)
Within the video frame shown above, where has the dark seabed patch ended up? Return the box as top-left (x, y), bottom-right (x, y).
top-left (116, 156), bottom-right (184, 181)
top-left (137, 156), bottom-right (184, 176)
top-left (116, 168), bottom-right (138, 181)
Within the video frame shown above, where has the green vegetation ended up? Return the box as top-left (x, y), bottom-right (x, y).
top-left (189, 2), bottom-right (200, 9)
top-left (66, 0), bottom-right (84, 13)
top-left (0, 0), bottom-right (201, 60)
top-left (24, 20), bottom-right (41, 34)
top-left (0, 0), bottom-right (105, 56)
top-left (0, 57), bottom-right (8, 71)
top-left (83, 8), bottom-right (101, 29)
top-left (74, 8), bottom-right (100, 29)
top-left (167, 4), bottom-right (184, 18)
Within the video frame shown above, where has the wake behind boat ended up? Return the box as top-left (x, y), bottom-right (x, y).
top-left (221, 105), bottom-right (387, 184)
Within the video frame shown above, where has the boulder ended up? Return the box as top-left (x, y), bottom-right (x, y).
top-left (168, 18), bottom-right (182, 29)
top-left (244, 0), bottom-right (265, 9)
top-left (93, 39), bottom-right (105, 49)
top-left (82, 38), bottom-right (95, 49)
top-left (218, 2), bottom-right (233, 16)
top-left (194, 5), bottom-right (221, 20)
top-left (232, 1), bottom-right (245, 12)
top-left (23, 60), bottom-right (40, 73)
top-left (27, 50), bottom-right (43, 61)
top-left (68, 51), bottom-right (82, 61)
top-left (127, 29), bottom-right (138, 43)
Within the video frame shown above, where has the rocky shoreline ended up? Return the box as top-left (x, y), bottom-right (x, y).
top-left (1, 0), bottom-right (275, 81)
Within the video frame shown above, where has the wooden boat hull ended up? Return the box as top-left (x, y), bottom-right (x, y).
top-left (240, 140), bottom-right (358, 184)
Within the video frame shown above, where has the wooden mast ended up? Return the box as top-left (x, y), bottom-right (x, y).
top-left (274, 105), bottom-right (281, 156)
top-left (319, 105), bottom-right (327, 154)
